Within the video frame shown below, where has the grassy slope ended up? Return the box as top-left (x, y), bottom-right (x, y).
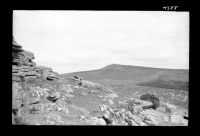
top-left (61, 64), bottom-right (189, 90)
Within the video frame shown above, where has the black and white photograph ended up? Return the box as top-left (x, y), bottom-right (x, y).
top-left (12, 10), bottom-right (189, 126)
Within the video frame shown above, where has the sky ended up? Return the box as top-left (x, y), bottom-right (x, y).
top-left (13, 10), bottom-right (189, 74)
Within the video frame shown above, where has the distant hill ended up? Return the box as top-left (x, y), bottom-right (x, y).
top-left (61, 64), bottom-right (189, 90)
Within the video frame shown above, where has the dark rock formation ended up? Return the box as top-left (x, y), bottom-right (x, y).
top-left (140, 93), bottom-right (160, 109)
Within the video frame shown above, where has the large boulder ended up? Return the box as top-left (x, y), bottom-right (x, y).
top-left (140, 94), bottom-right (160, 109)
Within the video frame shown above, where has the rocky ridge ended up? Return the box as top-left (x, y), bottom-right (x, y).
top-left (12, 37), bottom-right (188, 126)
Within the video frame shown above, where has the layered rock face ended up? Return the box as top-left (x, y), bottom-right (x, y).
top-left (12, 37), bottom-right (59, 82)
top-left (12, 37), bottom-right (37, 82)
top-left (12, 37), bottom-right (61, 124)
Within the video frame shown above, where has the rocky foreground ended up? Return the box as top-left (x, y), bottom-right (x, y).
top-left (12, 37), bottom-right (188, 126)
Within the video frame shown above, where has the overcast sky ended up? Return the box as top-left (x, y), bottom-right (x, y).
top-left (13, 11), bottom-right (189, 74)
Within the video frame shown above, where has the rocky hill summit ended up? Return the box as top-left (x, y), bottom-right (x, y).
top-left (12, 37), bottom-right (188, 126)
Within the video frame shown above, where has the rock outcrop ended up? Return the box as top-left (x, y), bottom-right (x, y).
top-left (12, 37), bottom-right (62, 124)
top-left (98, 97), bottom-right (188, 126)
top-left (36, 66), bottom-right (59, 81)
top-left (12, 37), bottom-right (59, 82)
top-left (12, 37), bottom-right (188, 126)
top-left (12, 37), bottom-right (38, 82)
